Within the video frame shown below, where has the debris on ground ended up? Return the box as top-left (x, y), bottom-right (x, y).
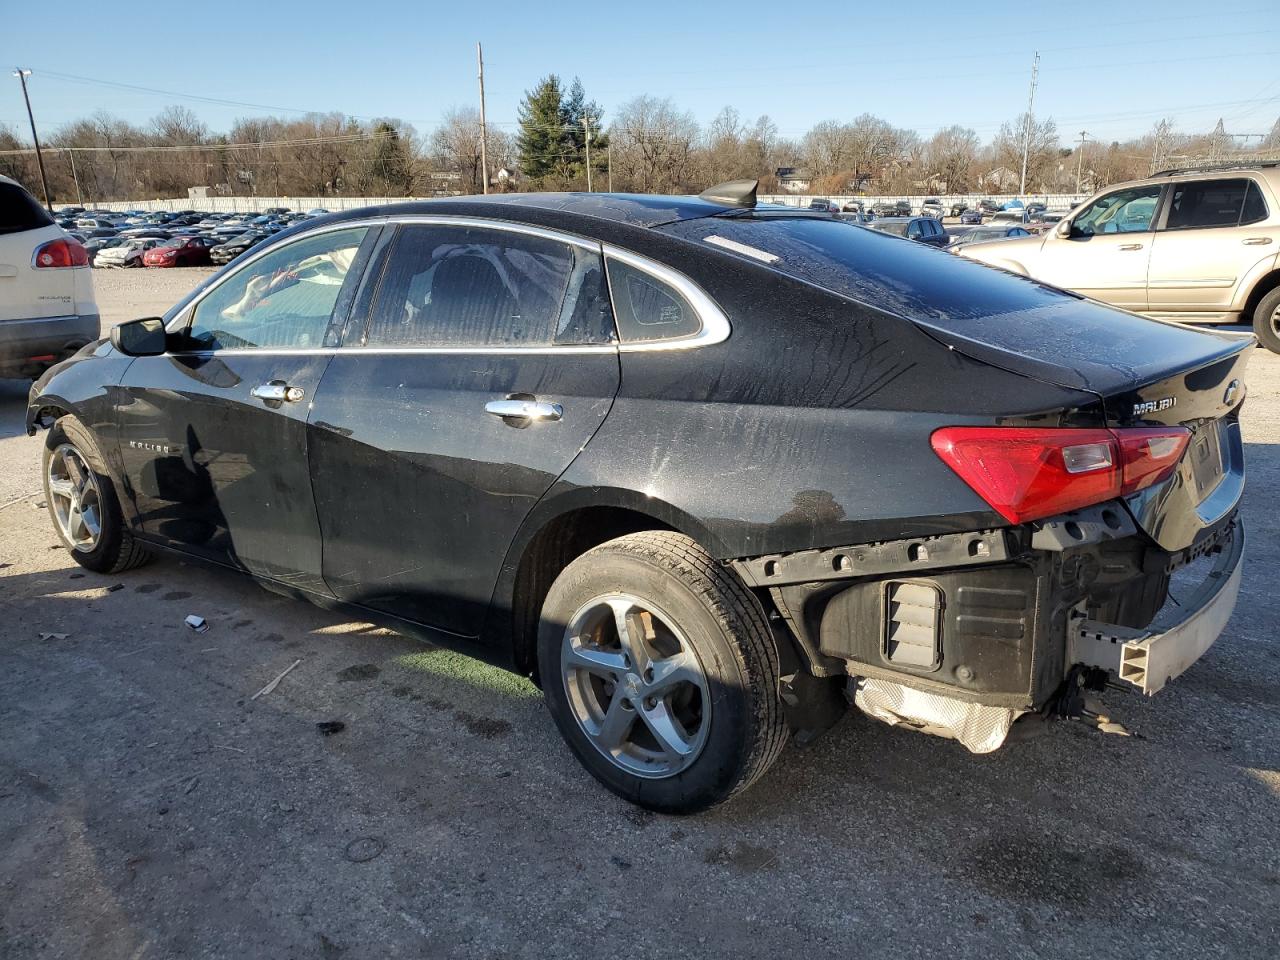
top-left (343, 837), bottom-right (385, 863)
top-left (184, 614), bottom-right (209, 633)
top-left (107, 583), bottom-right (124, 592)
top-left (316, 721), bottom-right (346, 736)
top-left (250, 658), bottom-right (303, 700)
top-left (32, 500), bottom-right (46, 510)
top-left (38, 632), bottom-right (69, 641)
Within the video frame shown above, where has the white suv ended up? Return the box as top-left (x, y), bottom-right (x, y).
top-left (0, 175), bottom-right (99, 378)
top-left (957, 163), bottom-right (1280, 352)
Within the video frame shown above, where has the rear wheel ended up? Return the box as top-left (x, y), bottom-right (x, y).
top-left (42, 416), bottom-right (152, 574)
top-left (538, 532), bottom-right (788, 813)
top-left (1251, 286), bottom-right (1280, 354)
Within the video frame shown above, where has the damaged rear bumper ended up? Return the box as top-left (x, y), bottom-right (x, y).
top-left (1069, 519), bottom-right (1244, 695)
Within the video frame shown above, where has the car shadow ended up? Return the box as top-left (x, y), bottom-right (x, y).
top-left (0, 377), bottom-right (34, 442)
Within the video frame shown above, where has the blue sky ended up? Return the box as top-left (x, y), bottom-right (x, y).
top-left (3, 0), bottom-right (1278, 145)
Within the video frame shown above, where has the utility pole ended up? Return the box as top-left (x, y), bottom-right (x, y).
top-left (13, 68), bottom-right (52, 212)
top-left (1018, 51), bottom-right (1039, 197)
top-left (1075, 130), bottom-right (1088, 194)
top-left (583, 116), bottom-right (592, 192)
top-left (476, 42), bottom-right (489, 194)
top-left (607, 145), bottom-right (612, 192)
top-left (66, 148), bottom-right (83, 206)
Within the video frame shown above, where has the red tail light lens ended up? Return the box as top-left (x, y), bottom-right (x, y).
top-left (931, 426), bottom-right (1191, 524)
top-left (1116, 427), bottom-right (1192, 493)
top-left (33, 238), bottom-right (90, 268)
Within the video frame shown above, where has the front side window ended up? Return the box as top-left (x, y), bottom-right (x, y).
top-left (363, 224), bottom-right (613, 347)
top-left (1164, 178), bottom-right (1252, 230)
top-left (1073, 185), bottom-right (1162, 235)
top-left (187, 226), bottom-right (367, 350)
top-left (606, 258), bottom-right (702, 343)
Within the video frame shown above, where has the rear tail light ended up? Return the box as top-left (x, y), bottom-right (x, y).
top-left (33, 238), bottom-right (90, 268)
top-left (931, 426), bottom-right (1191, 524)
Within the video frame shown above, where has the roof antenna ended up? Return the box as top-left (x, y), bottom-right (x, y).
top-left (699, 179), bottom-right (758, 208)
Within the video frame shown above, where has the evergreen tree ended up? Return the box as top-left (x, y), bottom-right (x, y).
top-left (562, 77), bottom-right (609, 184)
top-left (517, 75), bottom-right (568, 181)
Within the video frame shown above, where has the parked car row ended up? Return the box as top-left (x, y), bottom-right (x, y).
top-left (50, 205), bottom-right (331, 268)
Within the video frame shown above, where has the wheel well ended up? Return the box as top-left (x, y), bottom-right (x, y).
top-left (508, 506), bottom-right (676, 679)
top-left (29, 403), bottom-right (71, 433)
top-left (1243, 269), bottom-right (1280, 320)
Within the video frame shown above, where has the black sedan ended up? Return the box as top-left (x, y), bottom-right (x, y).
top-left (866, 215), bottom-right (950, 246)
top-left (945, 223), bottom-right (1033, 250)
top-left (209, 231), bottom-right (268, 264)
top-left (27, 183), bottom-right (1249, 813)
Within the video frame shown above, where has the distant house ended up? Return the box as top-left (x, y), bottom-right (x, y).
top-left (979, 166), bottom-right (1019, 191)
top-left (775, 167), bottom-right (812, 193)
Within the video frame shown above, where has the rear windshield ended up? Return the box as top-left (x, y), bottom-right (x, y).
top-left (0, 180), bottom-right (54, 235)
top-left (661, 215), bottom-right (1070, 323)
top-left (870, 221), bottom-right (908, 236)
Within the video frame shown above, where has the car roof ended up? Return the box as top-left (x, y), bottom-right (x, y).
top-left (311, 192), bottom-right (769, 235)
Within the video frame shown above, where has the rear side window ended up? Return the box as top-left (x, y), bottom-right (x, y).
top-left (1164, 179), bottom-right (1253, 230)
top-left (0, 180), bottom-right (53, 235)
top-left (606, 258), bottom-right (701, 343)
top-left (363, 224), bottom-right (613, 347)
top-left (1240, 181), bottom-right (1269, 226)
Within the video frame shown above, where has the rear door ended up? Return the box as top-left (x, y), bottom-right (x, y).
top-left (1034, 183), bottom-right (1163, 310)
top-left (1146, 177), bottom-right (1277, 318)
top-left (307, 219), bottom-right (620, 637)
top-left (116, 224), bottom-right (374, 590)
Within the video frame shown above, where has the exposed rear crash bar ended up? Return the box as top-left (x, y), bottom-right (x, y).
top-left (1069, 520), bottom-right (1244, 695)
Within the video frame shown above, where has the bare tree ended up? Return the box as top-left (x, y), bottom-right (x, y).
top-left (924, 126), bottom-right (979, 193)
top-left (992, 113), bottom-right (1059, 191)
top-left (428, 107), bottom-right (487, 194)
top-left (608, 96), bottom-right (700, 193)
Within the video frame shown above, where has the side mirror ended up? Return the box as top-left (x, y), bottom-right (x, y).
top-left (1055, 219), bottom-right (1072, 238)
top-left (110, 317), bottom-right (167, 357)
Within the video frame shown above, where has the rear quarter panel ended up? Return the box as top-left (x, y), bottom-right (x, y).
top-left (561, 245), bottom-right (1104, 558)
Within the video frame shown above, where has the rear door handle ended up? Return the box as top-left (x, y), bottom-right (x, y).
top-left (1118, 243), bottom-right (1144, 251)
top-left (484, 399), bottom-right (563, 422)
top-left (251, 382), bottom-right (305, 403)
top-left (1242, 237), bottom-right (1273, 245)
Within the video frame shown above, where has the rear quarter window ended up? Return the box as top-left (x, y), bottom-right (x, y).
top-left (606, 258), bottom-right (701, 343)
top-left (0, 180), bottom-right (53, 235)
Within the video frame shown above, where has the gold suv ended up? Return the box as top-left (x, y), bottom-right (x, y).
top-left (958, 162), bottom-right (1280, 351)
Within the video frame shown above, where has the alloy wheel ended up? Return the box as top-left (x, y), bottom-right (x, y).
top-left (47, 443), bottom-right (103, 552)
top-left (561, 594), bottom-right (711, 779)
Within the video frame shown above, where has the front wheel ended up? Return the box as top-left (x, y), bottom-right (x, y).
top-left (42, 416), bottom-right (152, 574)
top-left (1251, 286), bottom-right (1280, 354)
top-left (538, 532), bottom-right (788, 813)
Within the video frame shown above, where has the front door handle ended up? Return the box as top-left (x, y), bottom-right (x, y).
top-left (484, 398), bottom-right (563, 422)
top-left (1118, 243), bottom-right (1144, 251)
top-left (251, 381), bottom-right (305, 403)
top-left (1242, 237), bottom-right (1273, 245)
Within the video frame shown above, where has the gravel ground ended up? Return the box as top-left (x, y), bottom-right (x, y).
top-left (1, 269), bottom-right (1277, 959)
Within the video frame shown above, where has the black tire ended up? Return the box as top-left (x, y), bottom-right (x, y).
top-left (538, 531), bottom-right (788, 813)
top-left (1251, 286), bottom-right (1280, 354)
top-left (41, 415), bottom-right (152, 574)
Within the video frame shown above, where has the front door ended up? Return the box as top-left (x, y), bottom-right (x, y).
top-left (1147, 177), bottom-right (1274, 318)
top-left (116, 224), bottom-right (373, 591)
top-left (1035, 183), bottom-right (1163, 311)
top-left (307, 220), bottom-right (620, 637)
